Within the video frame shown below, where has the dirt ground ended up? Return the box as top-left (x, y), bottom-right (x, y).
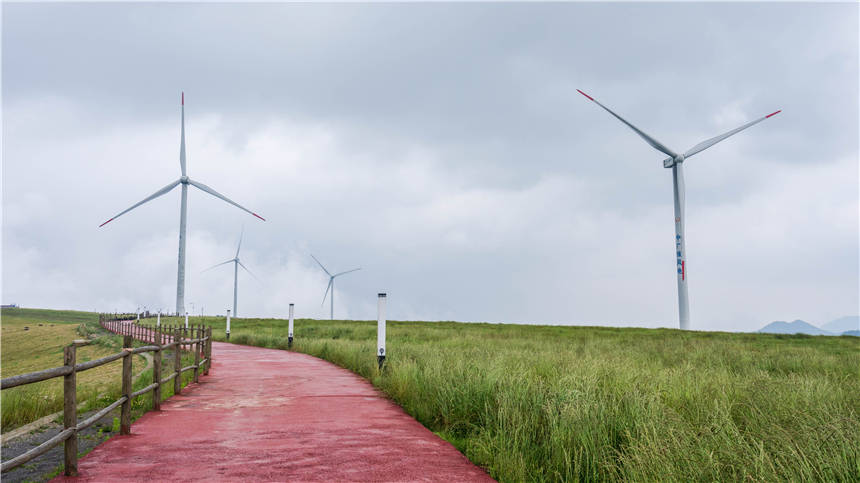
top-left (1, 407), bottom-right (119, 482)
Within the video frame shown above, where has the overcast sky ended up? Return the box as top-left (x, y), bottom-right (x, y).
top-left (2, 2), bottom-right (857, 331)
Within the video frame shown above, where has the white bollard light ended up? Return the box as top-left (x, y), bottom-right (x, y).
top-left (377, 293), bottom-right (386, 369)
top-left (184, 311), bottom-right (189, 329)
top-left (288, 303), bottom-right (295, 348)
top-left (226, 309), bottom-right (231, 340)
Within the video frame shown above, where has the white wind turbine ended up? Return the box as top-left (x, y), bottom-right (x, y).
top-left (311, 254), bottom-right (361, 320)
top-left (99, 93), bottom-right (265, 314)
top-left (577, 89), bottom-right (780, 330)
top-left (202, 229), bottom-right (258, 318)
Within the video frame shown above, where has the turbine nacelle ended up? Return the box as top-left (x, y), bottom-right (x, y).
top-left (663, 155), bottom-right (685, 168)
top-left (180, 176), bottom-right (189, 184)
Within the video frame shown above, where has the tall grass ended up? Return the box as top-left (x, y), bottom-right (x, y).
top-left (205, 317), bottom-right (858, 482)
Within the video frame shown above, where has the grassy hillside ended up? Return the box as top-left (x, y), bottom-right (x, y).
top-left (179, 315), bottom-right (859, 482)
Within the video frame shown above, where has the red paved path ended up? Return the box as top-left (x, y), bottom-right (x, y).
top-left (55, 342), bottom-right (494, 482)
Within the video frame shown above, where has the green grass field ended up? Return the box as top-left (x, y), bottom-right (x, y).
top-left (1, 308), bottom-right (197, 432)
top-left (5, 310), bottom-right (857, 481)
top-left (187, 315), bottom-right (859, 482)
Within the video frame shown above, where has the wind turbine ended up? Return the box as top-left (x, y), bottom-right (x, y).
top-left (99, 93), bottom-right (265, 314)
top-left (577, 89), bottom-right (780, 330)
top-left (202, 229), bottom-right (258, 317)
top-left (311, 254), bottom-right (361, 320)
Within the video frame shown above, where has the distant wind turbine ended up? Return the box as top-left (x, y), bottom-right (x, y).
top-left (311, 254), bottom-right (360, 320)
top-left (577, 89), bottom-right (780, 330)
top-left (202, 229), bottom-right (258, 317)
top-left (99, 93), bottom-right (265, 314)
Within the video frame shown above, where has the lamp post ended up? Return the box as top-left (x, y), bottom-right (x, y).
top-left (226, 309), bottom-right (231, 340)
top-left (377, 293), bottom-right (386, 369)
top-left (288, 304), bottom-right (294, 348)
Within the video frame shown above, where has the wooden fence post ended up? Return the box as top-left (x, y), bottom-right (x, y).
top-left (193, 326), bottom-right (200, 383)
top-left (173, 327), bottom-right (182, 395)
top-left (153, 326), bottom-right (162, 411)
top-left (201, 326), bottom-right (206, 369)
top-left (205, 327), bottom-right (211, 375)
top-left (63, 343), bottom-right (78, 476)
top-left (120, 335), bottom-right (132, 435)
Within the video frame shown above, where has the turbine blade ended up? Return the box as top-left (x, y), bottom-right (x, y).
top-left (333, 267), bottom-right (361, 277)
top-left (180, 92), bottom-right (186, 177)
top-left (577, 89), bottom-right (678, 158)
top-left (310, 254), bottom-right (332, 276)
top-left (99, 179), bottom-right (181, 227)
top-left (237, 260), bottom-right (259, 281)
top-left (201, 259), bottom-right (234, 273)
top-left (187, 178), bottom-right (266, 221)
top-left (236, 226), bottom-right (244, 258)
top-left (683, 110), bottom-right (781, 159)
top-left (321, 278), bottom-right (333, 307)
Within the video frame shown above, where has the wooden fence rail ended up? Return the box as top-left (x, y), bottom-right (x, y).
top-left (0, 315), bottom-right (213, 476)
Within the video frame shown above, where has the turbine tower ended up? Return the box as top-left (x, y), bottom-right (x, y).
top-left (202, 229), bottom-right (258, 317)
top-left (577, 89), bottom-right (780, 330)
top-left (99, 93), bottom-right (265, 314)
top-left (311, 254), bottom-right (360, 320)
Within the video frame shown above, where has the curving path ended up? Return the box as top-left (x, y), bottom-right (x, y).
top-left (53, 341), bottom-right (494, 482)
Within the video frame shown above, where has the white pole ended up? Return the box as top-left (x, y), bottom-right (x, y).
top-left (377, 293), bottom-right (386, 368)
top-left (157, 311), bottom-right (161, 327)
top-left (288, 303), bottom-right (295, 348)
top-left (175, 94), bottom-right (188, 315)
top-left (233, 260), bottom-right (239, 317)
top-left (672, 163), bottom-right (690, 330)
top-left (226, 309), bottom-right (231, 340)
top-left (184, 311), bottom-right (189, 329)
top-left (176, 183), bottom-right (188, 314)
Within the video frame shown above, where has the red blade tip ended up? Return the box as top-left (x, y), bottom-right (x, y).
top-left (99, 218), bottom-right (114, 228)
top-left (766, 110), bottom-right (781, 118)
top-left (253, 213), bottom-right (266, 221)
top-left (181, 92), bottom-right (184, 105)
top-left (576, 89), bottom-right (594, 101)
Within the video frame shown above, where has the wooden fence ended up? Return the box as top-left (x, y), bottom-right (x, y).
top-left (0, 315), bottom-right (212, 476)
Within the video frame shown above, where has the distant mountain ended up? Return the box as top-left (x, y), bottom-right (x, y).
top-left (841, 330), bottom-right (860, 337)
top-left (821, 316), bottom-right (859, 334)
top-left (758, 320), bottom-right (832, 335)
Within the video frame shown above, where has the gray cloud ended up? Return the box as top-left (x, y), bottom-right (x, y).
top-left (2, 3), bottom-right (857, 331)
